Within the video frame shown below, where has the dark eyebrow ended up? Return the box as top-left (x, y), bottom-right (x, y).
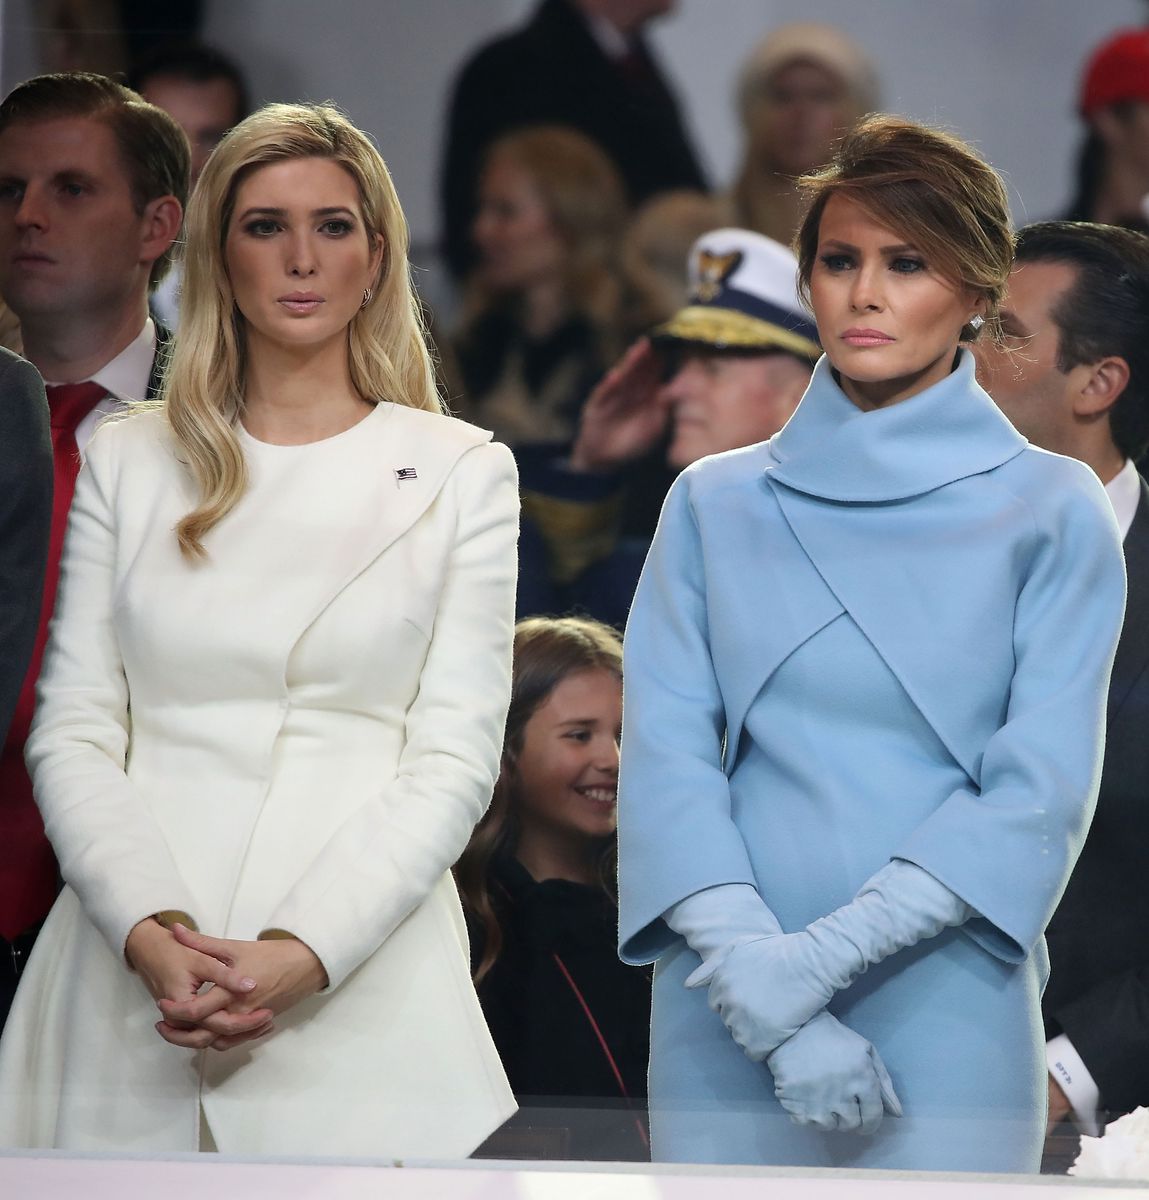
top-left (557, 717), bottom-right (598, 726)
top-left (54, 169), bottom-right (99, 186)
top-left (236, 205), bottom-right (357, 221)
top-left (819, 238), bottom-right (920, 255)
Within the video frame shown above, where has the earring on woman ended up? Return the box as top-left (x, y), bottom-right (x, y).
top-left (361, 288), bottom-right (373, 310)
top-left (969, 313), bottom-right (985, 332)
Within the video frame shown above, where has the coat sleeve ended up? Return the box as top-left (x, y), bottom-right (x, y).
top-left (0, 351), bottom-right (51, 744)
top-left (261, 441), bottom-right (520, 991)
top-left (1054, 965), bottom-right (1149, 1115)
top-left (618, 472), bottom-right (761, 964)
top-left (26, 421), bottom-right (203, 959)
top-left (896, 469), bottom-right (1127, 963)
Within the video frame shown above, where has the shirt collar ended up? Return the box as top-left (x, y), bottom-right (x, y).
top-left (43, 318), bottom-right (157, 401)
top-left (765, 349), bottom-right (1026, 502)
top-left (1104, 457), bottom-right (1140, 540)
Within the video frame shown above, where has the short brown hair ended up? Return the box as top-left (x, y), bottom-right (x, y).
top-left (0, 72), bottom-right (190, 287)
top-left (795, 115), bottom-right (1013, 343)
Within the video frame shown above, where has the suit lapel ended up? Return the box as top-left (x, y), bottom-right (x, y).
top-left (146, 325), bottom-right (173, 402)
top-left (1108, 478), bottom-right (1149, 722)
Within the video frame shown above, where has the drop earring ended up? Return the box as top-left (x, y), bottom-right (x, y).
top-left (361, 288), bottom-right (372, 310)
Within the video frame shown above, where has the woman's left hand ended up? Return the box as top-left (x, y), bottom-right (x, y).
top-left (689, 932), bottom-right (835, 1060)
top-left (156, 924), bottom-right (329, 1049)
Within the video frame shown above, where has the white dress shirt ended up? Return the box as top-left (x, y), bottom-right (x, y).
top-left (43, 318), bottom-right (157, 456)
top-left (1105, 456), bottom-right (1140, 541)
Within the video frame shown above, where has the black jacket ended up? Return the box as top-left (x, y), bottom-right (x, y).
top-left (1044, 477), bottom-right (1149, 1117)
top-left (0, 348), bottom-right (51, 748)
top-left (469, 853), bottom-right (651, 1159)
top-left (439, 0), bottom-right (706, 278)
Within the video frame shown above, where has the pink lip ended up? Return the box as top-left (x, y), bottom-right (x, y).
top-left (278, 293), bottom-right (324, 313)
top-left (12, 252), bottom-right (54, 266)
top-left (842, 327), bottom-right (895, 346)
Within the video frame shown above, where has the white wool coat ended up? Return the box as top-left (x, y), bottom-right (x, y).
top-left (0, 401), bottom-right (518, 1156)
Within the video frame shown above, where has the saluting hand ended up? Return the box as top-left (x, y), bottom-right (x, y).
top-left (569, 338), bottom-right (669, 472)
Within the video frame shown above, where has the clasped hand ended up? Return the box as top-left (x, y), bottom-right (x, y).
top-left (687, 931), bottom-right (841, 1060)
top-left (126, 918), bottom-right (328, 1051)
top-left (688, 933), bottom-right (901, 1134)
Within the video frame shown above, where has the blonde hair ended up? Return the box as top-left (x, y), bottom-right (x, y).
top-left (162, 102), bottom-right (444, 559)
top-left (466, 125), bottom-right (628, 337)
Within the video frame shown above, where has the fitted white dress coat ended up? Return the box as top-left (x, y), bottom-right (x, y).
top-left (0, 400), bottom-right (519, 1156)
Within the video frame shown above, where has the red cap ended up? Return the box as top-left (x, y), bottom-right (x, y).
top-left (1081, 29), bottom-right (1149, 117)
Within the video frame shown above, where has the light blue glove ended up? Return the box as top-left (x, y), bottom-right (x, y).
top-left (767, 1011), bottom-right (902, 1134)
top-left (665, 883), bottom-right (903, 1133)
top-left (682, 862), bottom-right (972, 1058)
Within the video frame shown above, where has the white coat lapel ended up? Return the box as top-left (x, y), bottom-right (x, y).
top-left (284, 403), bottom-right (492, 649)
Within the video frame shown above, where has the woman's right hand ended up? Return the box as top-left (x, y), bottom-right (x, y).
top-left (569, 338), bottom-right (669, 472)
top-left (767, 1011), bottom-right (902, 1134)
top-left (125, 917), bottom-right (274, 1050)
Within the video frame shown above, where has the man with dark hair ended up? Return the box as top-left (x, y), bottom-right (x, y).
top-left (129, 43), bottom-right (248, 325)
top-left (0, 72), bottom-right (188, 1028)
top-left (975, 219), bottom-right (1149, 1150)
top-left (130, 42), bottom-right (248, 185)
top-left (439, 0), bottom-right (706, 280)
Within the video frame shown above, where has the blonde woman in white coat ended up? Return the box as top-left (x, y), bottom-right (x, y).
top-left (0, 103), bottom-right (519, 1157)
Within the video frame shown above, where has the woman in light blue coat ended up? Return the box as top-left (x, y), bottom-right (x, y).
top-left (617, 116), bottom-right (1127, 1172)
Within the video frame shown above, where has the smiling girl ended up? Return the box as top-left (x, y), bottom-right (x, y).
top-left (617, 115), bottom-right (1127, 1172)
top-left (456, 616), bottom-right (651, 1160)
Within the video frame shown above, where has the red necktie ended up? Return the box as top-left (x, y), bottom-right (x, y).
top-left (0, 381), bottom-right (106, 940)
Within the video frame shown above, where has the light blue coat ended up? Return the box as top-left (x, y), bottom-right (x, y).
top-left (617, 352), bottom-right (1126, 1171)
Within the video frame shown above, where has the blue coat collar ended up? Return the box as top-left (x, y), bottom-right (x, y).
top-left (765, 349), bottom-right (1026, 501)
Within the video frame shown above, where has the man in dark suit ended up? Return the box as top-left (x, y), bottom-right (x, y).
top-left (439, 0), bottom-right (706, 279)
top-left (0, 349), bottom-right (52, 1022)
top-left (975, 220), bottom-right (1149, 1152)
top-left (0, 73), bottom-right (188, 1027)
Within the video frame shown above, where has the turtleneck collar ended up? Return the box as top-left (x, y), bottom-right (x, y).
top-left (765, 349), bottom-right (1026, 502)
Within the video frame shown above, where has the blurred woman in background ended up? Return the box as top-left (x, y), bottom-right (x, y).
top-left (727, 22), bottom-right (878, 248)
top-left (454, 126), bottom-right (628, 449)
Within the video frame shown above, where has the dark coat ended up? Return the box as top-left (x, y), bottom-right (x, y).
top-left (0, 349), bottom-right (51, 748)
top-left (469, 853), bottom-right (651, 1160)
top-left (1044, 477), bottom-right (1149, 1117)
top-left (439, 0), bottom-right (706, 278)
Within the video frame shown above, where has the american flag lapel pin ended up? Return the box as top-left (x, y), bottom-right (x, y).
top-left (395, 466), bottom-right (418, 486)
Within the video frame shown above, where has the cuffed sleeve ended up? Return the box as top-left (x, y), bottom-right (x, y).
top-left (896, 475), bottom-right (1126, 961)
top-left (618, 473), bottom-right (760, 964)
top-left (26, 423), bottom-right (201, 961)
